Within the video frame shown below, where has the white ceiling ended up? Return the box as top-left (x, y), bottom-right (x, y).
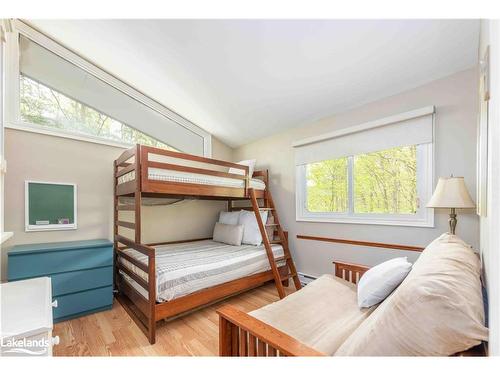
top-left (29, 19), bottom-right (480, 148)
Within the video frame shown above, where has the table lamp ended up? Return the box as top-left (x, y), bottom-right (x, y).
top-left (427, 176), bottom-right (475, 235)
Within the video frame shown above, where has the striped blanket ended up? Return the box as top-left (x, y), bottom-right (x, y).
top-left (120, 240), bottom-right (284, 302)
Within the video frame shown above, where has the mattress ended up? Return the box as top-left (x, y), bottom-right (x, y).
top-left (119, 239), bottom-right (284, 302)
top-left (118, 169), bottom-right (266, 190)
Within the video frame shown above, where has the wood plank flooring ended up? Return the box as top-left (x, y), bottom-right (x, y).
top-left (53, 282), bottom-right (293, 356)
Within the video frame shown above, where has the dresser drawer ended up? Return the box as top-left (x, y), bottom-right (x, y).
top-left (53, 286), bottom-right (113, 321)
top-left (8, 246), bottom-right (113, 280)
top-left (50, 266), bottom-right (113, 297)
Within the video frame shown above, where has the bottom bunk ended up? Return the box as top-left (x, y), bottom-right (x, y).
top-left (115, 238), bottom-right (290, 344)
top-left (118, 239), bottom-right (285, 302)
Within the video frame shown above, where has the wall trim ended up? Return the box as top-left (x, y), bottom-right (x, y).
top-left (5, 122), bottom-right (132, 150)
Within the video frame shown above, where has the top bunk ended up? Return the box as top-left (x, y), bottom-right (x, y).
top-left (114, 144), bottom-right (267, 200)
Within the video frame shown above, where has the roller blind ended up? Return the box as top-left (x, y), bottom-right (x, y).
top-left (293, 108), bottom-right (434, 166)
top-left (19, 35), bottom-right (206, 156)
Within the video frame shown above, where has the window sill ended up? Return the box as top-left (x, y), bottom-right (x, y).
top-left (1, 232), bottom-right (14, 245)
top-left (5, 121), bottom-right (132, 150)
top-left (296, 216), bottom-right (434, 228)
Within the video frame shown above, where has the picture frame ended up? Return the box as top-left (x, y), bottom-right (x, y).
top-left (25, 180), bottom-right (78, 231)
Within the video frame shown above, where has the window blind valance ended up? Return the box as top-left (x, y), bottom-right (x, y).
top-left (19, 36), bottom-right (207, 156)
top-left (293, 107), bottom-right (434, 166)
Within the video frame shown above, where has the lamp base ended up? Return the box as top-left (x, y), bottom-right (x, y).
top-left (449, 208), bottom-right (457, 235)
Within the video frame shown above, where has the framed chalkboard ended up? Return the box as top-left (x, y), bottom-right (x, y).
top-left (25, 181), bottom-right (77, 231)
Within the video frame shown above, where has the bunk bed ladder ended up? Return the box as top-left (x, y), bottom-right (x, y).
top-left (249, 188), bottom-right (302, 299)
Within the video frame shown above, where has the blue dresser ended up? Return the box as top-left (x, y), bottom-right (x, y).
top-left (8, 239), bottom-right (114, 323)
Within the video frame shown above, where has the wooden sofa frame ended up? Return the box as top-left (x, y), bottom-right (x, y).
top-left (113, 145), bottom-right (300, 344)
top-left (217, 260), bottom-right (487, 357)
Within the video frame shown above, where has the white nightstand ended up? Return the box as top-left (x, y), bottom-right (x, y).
top-left (0, 277), bottom-right (59, 356)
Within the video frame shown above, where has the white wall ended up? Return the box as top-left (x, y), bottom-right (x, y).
top-left (234, 68), bottom-right (479, 277)
top-left (0, 129), bottom-right (233, 280)
top-left (479, 19), bottom-right (500, 356)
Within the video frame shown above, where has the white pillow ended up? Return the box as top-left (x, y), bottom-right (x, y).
top-left (228, 159), bottom-right (256, 178)
top-left (238, 210), bottom-right (269, 246)
top-left (357, 257), bottom-right (412, 308)
top-left (213, 222), bottom-right (244, 246)
top-left (219, 211), bottom-right (241, 225)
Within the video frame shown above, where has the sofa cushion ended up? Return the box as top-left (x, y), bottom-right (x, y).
top-left (335, 233), bottom-right (488, 356)
top-left (250, 275), bottom-right (375, 355)
top-left (357, 257), bottom-right (412, 308)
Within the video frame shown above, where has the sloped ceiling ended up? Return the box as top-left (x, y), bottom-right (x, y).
top-left (29, 19), bottom-right (480, 147)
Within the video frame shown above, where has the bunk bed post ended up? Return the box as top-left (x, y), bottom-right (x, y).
top-left (148, 252), bottom-right (157, 344)
top-left (113, 160), bottom-right (119, 288)
top-left (135, 144), bottom-right (142, 244)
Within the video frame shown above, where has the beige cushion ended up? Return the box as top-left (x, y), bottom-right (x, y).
top-left (212, 222), bottom-right (244, 246)
top-left (335, 233), bottom-right (488, 356)
top-left (250, 275), bottom-right (375, 355)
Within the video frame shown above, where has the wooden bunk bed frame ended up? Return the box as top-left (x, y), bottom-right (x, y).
top-left (217, 260), bottom-right (487, 357)
top-left (113, 144), bottom-right (301, 344)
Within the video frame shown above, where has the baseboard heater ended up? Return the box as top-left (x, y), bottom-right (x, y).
top-left (297, 272), bottom-right (317, 286)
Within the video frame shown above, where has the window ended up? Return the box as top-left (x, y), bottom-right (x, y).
top-left (353, 146), bottom-right (417, 214)
top-left (295, 108), bottom-right (434, 227)
top-left (306, 157), bottom-right (348, 212)
top-left (4, 21), bottom-right (211, 156)
top-left (20, 75), bottom-right (174, 150)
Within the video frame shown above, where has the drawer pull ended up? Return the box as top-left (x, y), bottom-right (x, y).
top-left (52, 336), bottom-right (60, 345)
top-left (52, 299), bottom-right (58, 308)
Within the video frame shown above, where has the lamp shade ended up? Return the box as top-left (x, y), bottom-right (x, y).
top-left (427, 177), bottom-right (476, 208)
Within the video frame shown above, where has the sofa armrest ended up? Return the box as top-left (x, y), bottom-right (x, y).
top-left (217, 305), bottom-right (325, 356)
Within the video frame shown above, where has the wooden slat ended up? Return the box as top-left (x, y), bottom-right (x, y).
top-left (239, 329), bottom-right (248, 356)
top-left (115, 163), bottom-right (135, 177)
top-left (116, 146), bottom-right (136, 166)
top-left (116, 275), bottom-right (151, 317)
top-left (297, 234), bottom-right (425, 252)
top-left (115, 234), bottom-right (154, 256)
top-left (147, 161), bottom-right (247, 180)
top-left (248, 335), bottom-right (257, 356)
top-left (117, 220), bottom-right (136, 229)
top-left (217, 306), bottom-right (324, 356)
top-left (268, 346), bottom-right (277, 356)
top-left (257, 340), bottom-right (266, 356)
top-left (141, 145), bottom-right (249, 172)
top-left (145, 180), bottom-right (246, 198)
top-left (231, 325), bottom-right (239, 356)
top-left (116, 181), bottom-right (136, 196)
top-left (219, 315), bottom-right (233, 356)
top-left (117, 263), bottom-right (149, 290)
top-left (117, 204), bottom-right (135, 211)
top-left (116, 248), bottom-right (149, 273)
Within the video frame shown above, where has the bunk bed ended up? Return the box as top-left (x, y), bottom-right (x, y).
top-left (113, 144), bottom-right (301, 344)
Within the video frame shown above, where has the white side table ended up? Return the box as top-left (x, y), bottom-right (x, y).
top-left (0, 277), bottom-right (59, 356)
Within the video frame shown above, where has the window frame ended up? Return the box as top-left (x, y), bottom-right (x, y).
top-left (296, 142), bottom-right (434, 227)
top-left (3, 20), bottom-right (212, 155)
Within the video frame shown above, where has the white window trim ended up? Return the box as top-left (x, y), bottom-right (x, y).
top-left (3, 19), bottom-right (213, 156)
top-left (296, 142), bottom-right (435, 228)
top-left (25, 180), bottom-right (78, 232)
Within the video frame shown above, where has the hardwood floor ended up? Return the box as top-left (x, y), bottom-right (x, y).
top-left (53, 282), bottom-right (293, 356)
